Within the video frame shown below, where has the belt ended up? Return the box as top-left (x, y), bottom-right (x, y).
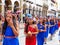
top-left (4, 36), bottom-right (16, 38)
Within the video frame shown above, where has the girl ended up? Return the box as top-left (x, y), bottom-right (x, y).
top-left (37, 18), bottom-right (46, 45)
top-left (44, 18), bottom-right (49, 44)
top-left (49, 16), bottom-right (55, 40)
top-left (55, 17), bottom-right (58, 31)
top-left (2, 12), bottom-right (19, 45)
top-left (24, 17), bottom-right (38, 45)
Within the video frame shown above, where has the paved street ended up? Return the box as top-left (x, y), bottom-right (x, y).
top-left (19, 23), bottom-right (60, 45)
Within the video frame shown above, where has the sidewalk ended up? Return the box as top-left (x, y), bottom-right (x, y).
top-left (46, 31), bottom-right (59, 45)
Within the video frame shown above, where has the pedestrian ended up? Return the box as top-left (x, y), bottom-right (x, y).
top-left (2, 11), bottom-right (19, 45)
top-left (24, 17), bottom-right (38, 45)
top-left (37, 18), bottom-right (46, 45)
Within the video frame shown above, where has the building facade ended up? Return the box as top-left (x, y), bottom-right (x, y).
top-left (0, 0), bottom-right (58, 18)
top-left (0, 0), bottom-right (20, 16)
top-left (47, 0), bottom-right (58, 17)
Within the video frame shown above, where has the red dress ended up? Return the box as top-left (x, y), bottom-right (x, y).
top-left (58, 21), bottom-right (60, 27)
top-left (26, 26), bottom-right (36, 45)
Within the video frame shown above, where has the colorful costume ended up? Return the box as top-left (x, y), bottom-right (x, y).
top-left (26, 26), bottom-right (36, 45)
top-left (3, 26), bottom-right (19, 45)
top-left (37, 23), bottom-right (45, 45)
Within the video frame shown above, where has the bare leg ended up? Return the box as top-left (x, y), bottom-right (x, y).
top-left (44, 38), bottom-right (47, 44)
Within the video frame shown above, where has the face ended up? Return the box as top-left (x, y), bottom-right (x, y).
top-left (28, 18), bottom-right (33, 24)
top-left (40, 18), bottom-right (43, 23)
top-left (51, 16), bottom-right (54, 19)
top-left (44, 18), bottom-right (47, 22)
top-left (6, 14), bottom-right (12, 23)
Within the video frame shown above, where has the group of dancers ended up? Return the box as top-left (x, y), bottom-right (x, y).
top-left (24, 16), bottom-right (59, 45)
top-left (0, 10), bottom-right (60, 45)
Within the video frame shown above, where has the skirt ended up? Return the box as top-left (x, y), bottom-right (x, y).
top-left (26, 36), bottom-right (36, 45)
top-left (37, 36), bottom-right (44, 45)
top-left (44, 27), bottom-right (49, 38)
top-left (49, 26), bottom-right (55, 35)
top-left (3, 37), bottom-right (19, 45)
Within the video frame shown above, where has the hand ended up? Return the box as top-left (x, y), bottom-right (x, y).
top-left (8, 19), bottom-right (14, 27)
top-left (28, 31), bottom-right (32, 36)
top-left (44, 30), bottom-right (46, 32)
top-left (39, 30), bottom-right (43, 32)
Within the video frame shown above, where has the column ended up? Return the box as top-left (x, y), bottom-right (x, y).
top-left (20, 0), bottom-right (23, 22)
top-left (2, 1), bottom-right (4, 16)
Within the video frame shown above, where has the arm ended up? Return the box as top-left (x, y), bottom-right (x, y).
top-left (32, 25), bottom-right (38, 34)
top-left (11, 22), bottom-right (19, 37)
top-left (42, 24), bottom-right (46, 32)
top-left (24, 24), bottom-right (28, 36)
top-left (39, 24), bottom-right (46, 32)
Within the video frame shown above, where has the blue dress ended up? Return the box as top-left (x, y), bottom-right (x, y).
top-left (49, 20), bottom-right (55, 35)
top-left (37, 23), bottom-right (45, 45)
top-left (3, 26), bottom-right (19, 45)
top-left (55, 20), bottom-right (58, 30)
top-left (44, 22), bottom-right (49, 38)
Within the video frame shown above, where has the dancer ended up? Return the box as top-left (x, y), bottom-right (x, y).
top-left (24, 17), bottom-right (38, 45)
top-left (37, 18), bottom-right (46, 45)
top-left (2, 11), bottom-right (19, 45)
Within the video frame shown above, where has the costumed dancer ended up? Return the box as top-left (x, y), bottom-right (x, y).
top-left (37, 18), bottom-right (46, 45)
top-left (24, 17), bottom-right (38, 45)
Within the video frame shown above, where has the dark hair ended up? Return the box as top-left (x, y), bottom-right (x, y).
top-left (42, 20), bottom-right (45, 25)
top-left (25, 19), bottom-right (36, 33)
top-left (0, 15), bottom-right (1, 20)
top-left (2, 15), bottom-right (16, 35)
top-left (33, 21), bottom-right (36, 24)
top-left (25, 22), bottom-right (29, 33)
top-left (38, 19), bottom-right (45, 25)
top-left (50, 19), bottom-right (54, 22)
top-left (0, 17), bottom-right (1, 20)
top-left (46, 19), bottom-right (48, 22)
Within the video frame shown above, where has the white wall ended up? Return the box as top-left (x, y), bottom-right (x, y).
top-left (28, 0), bottom-right (43, 6)
top-left (57, 0), bottom-right (60, 10)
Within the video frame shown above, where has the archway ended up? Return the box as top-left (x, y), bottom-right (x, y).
top-left (14, 1), bottom-right (19, 12)
top-left (33, 6), bottom-right (36, 16)
top-left (4, 0), bottom-right (12, 12)
top-left (36, 7), bottom-right (38, 16)
top-left (42, 4), bottom-right (48, 16)
top-left (39, 8), bottom-right (41, 16)
top-left (23, 3), bottom-right (27, 14)
top-left (29, 4), bottom-right (32, 14)
top-left (0, 0), bottom-right (2, 13)
top-left (23, 3), bottom-right (29, 14)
